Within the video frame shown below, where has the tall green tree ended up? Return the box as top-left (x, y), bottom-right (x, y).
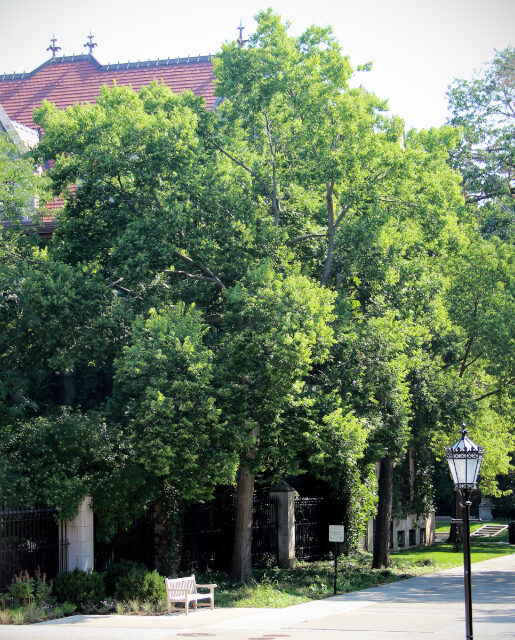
top-left (15, 72), bottom-right (364, 577)
top-left (215, 265), bottom-right (335, 581)
top-left (447, 46), bottom-right (515, 241)
top-left (213, 10), bottom-right (485, 569)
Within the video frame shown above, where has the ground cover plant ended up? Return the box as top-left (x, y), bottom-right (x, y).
top-left (0, 562), bottom-right (167, 624)
top-left (1, 542), bottom-right (513, 622)
top-left (0, 570), bottom-right (77, 625)
top-left (197, 543), bottom-right (515, 608)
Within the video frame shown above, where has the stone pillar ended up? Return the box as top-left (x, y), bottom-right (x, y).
top-left (478, 497), bottom-right (494, 521)
top-left (361, 517), bottom-right (374, 551)
top-left (425, 510), bottom-right (435, 545)
top-left (269, 481), bottom-right (296, 569)
top-left (66, 495), bottom-right (94, 571)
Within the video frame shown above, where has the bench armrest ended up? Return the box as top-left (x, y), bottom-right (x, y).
top-left (196, 584), bottom-right (217, 589)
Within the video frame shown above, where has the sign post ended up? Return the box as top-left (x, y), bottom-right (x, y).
top-left (328, 525), bottom-right (345, 595)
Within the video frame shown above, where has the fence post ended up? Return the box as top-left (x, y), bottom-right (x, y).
top-left (269, 481), bottom-right (296, 569)
top-left (66, 494), bottom-right (94, 571)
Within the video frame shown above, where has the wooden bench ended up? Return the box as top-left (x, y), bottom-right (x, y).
top-left (164, 575), bottom-right (217, 615)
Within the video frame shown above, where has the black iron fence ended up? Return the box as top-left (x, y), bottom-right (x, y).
top-left (0, 507), bottom-right (67, 591)
top-left (251, 495), bottom-right (278, 565)
top-left (181, 494), bottom-right (278, 572)
top-left (294, 497), bottom-right (331, 560)
top-left (0, 492), bottom-right (333, 589)
top-left (94, 509), bottom-right (155, 571)
top-left (181, 495), bottom-right (234, 572)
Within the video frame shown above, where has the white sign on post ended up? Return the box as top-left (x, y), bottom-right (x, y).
top-left (329, 525), bottom-right (345, 542)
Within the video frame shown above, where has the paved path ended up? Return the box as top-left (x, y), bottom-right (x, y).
top-left (0, 554), bottom-right (513, 639)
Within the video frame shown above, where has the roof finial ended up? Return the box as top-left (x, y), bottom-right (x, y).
top-left (47, 35), bottom-right (61, 58)
top-left (84, 32), bottom-right (98, 55)
top-left (237, 20), bottom-right (248, 47)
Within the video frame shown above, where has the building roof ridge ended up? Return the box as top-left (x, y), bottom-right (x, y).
top-left (0, 53), bottom-right (213, 81)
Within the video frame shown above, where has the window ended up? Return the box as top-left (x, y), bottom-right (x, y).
top-left (397, 530), bottom-right (405, 548)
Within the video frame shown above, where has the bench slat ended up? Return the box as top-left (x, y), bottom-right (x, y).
top-left (165, 574), bottom-right (216, 615)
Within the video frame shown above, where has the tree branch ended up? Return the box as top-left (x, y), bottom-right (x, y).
top-left (475, 378), bottom-right (515, 402)
top-left (334, 206), bottom-right (349, 230)
top-left (461, 351), bottom-right (484, 373)
top-left (107, 277), bottom-right (143, 300)
top-left (165, 269), bottom-right (220, 285)
top-left (264, 110), bottom-right (281, 226)
top-left (211, 142), bottom-right (272, 200)
top-left (379, 196), bottom-right (417, 209)
top-left (287, 232), bottom-right (326, 246)
top-left (459, 336), bottom-right (474, 378)
top-left (171, 250), bottom-right (226, 291)
top-left (321, 181), bottom-right (335, 287)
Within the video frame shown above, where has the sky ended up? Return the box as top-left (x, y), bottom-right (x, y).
top-left (0, 0), bottom-right (513, 130)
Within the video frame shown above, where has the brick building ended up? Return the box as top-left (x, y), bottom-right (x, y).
top-left (0, 45), bottom-right (216, 234)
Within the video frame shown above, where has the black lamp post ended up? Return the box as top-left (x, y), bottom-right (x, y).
top-left (445, 425), bottom-right (484, 640)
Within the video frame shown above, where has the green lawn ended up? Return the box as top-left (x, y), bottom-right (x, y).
top-left (435, 520), bottom-right (510, 542)
top-left (393, 541), bottom-right (514, 567)
top-left (199, 542), bottom-right (515, 608)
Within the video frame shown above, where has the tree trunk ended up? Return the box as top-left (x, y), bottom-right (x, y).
top-left (321, 182), bottom-right (335, 287)
top-left (154, 487), bottom-right (182, 575)
top-left (372, 455), bottom-right (393, 569)
top-left (230, 465), bottom-right (255, 583)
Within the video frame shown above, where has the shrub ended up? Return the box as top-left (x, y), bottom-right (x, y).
top-left (27, 606), bottom-right (43, 624)
top-left (127, 598), bottom-right (141, 613)
top-left (7, 569), bottom-right (54, 606)
top-left (10, 609), bottom-right (27, 625)
top-left (0, 609), bottom-right (12, 624)
top-left (115, 568), bottom-right (165, 607)
top-left (53, 568), bottom-right (106, 609)
top-left (8, 572), bottom-right (34, 604)
top-left (115, 601), bottom-right (126, 615)
top-left (61, 601), bottom-right (77, 616)
top-left (141, 600), bottom-right (157, 614)
top-left (33, 570), bottom-right (53, 603)
top-left (105, 559), bottom-right (147, 595)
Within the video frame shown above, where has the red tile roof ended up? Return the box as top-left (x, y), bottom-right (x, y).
top-left (0, 54), bottom-right (216, 129)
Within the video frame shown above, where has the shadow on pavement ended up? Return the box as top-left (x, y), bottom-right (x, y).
top-left (332, 570), bottom-right (515, 605)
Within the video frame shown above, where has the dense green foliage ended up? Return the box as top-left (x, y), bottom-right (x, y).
top-left (113, 567), bottom-right (166, 606)
top-left (52, 568), bottom-right (106, 609)
top-left (201, 542), bottom-right (515, 608)
top-left (0, 132), bottom-right (47, 223)
top-left (0, 11), bottom-right (513, 576)
top-left (447, 46), bottom-right (514, 241)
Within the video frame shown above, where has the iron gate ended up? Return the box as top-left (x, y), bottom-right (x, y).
top-left (0, 507), bottom-right (67, 590)
top-left (294, 497), bottom-right (330, 560)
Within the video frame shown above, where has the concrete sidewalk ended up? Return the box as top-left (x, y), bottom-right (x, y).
top-left (0, 554), bottom-right (513, 639)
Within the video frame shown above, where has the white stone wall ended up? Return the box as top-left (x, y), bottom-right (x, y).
top-left (362, 511), bottom-right (435, 552)
top-left (65, 495), bottom-right (94, 571)
top-left (270, 482), bottom-right (296, 569)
